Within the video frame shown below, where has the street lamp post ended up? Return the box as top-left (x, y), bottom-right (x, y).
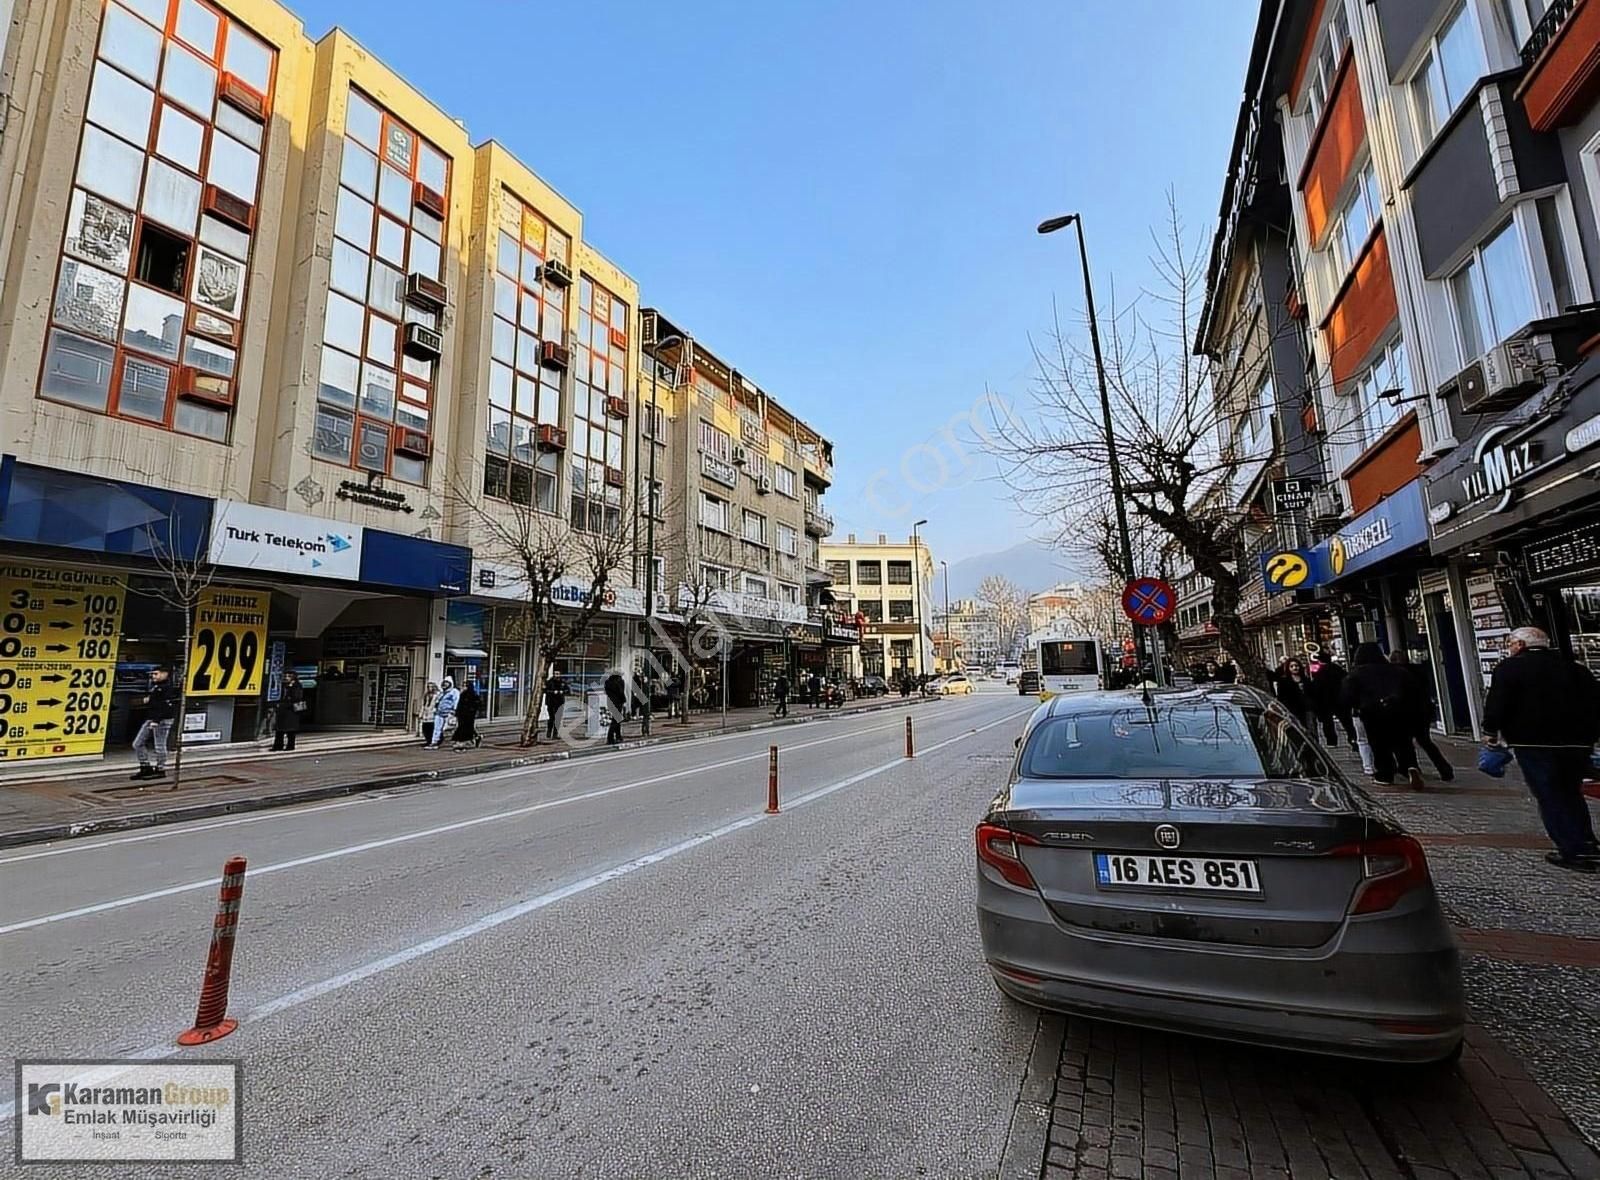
top-left (1037, 212), bottom-right (1154, 683)
top-left (941, 559), bottom-right (950, 672)
top-left (910, 518), bottom-right (928, 680)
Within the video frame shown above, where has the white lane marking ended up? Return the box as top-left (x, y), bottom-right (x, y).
top-left (0, 798), bottom-right (372, 865)
top-left (0, 715), bottom-right (919, 935)
top-left (0, 697), bottom-right (977, 864)
top-left (0, 702), bottom-right (1029, 1121)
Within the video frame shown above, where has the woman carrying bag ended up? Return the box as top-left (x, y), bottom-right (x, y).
top-left (272, 670), bottom-right (305, 752)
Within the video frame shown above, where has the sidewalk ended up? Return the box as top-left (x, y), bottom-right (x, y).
top-left (0, 693), bottom-right (940, 849)
top-left (1030, 734), bottom-right (1600, 1179)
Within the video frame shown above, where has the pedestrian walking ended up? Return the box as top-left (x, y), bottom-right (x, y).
top-left (452, 679), bottom-right (481, 749)
top-left (130, 667), bottom-right (179, 780)
top-left (418, 682), bottom-right (439, 744)
top-left (426, 676), bottom-right (459, 749)
top-left (1273, 658), bottom-right (1314, 729)
top-left (773, 674), bottom-right (789, 718)
top-left (807, 672), bottom-right (821, 708)
top-left (1308, 656), bottom-right (1358, 747)
top-left (1341, 643), bottom-right (1425, 789)
top-left (1213, 656), bottom-right (1239, 684)
top-left (1483, 627), bottom-right (1600, 873)
top-left (604, 670), bottom-right (627, 745)
top-left (271, 670), bottom-right (305, 752)
top-left (1389, 650), bottom-right (1453, 781)
top-left (543, 669), bottom-right (568, 740)
top-left (666, 670), bottom-right (684, 722)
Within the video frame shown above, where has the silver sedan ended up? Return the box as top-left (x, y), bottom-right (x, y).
top-left (976, 687), bottom-right (1463, 1063)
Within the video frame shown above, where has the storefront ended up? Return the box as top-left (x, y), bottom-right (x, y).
top-left (1425, 352), bottom-right (1600, 701)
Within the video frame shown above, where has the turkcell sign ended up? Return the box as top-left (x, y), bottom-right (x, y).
top-left (1318, 478), bottom-right (1428, 581)
top-left (210, 500), bottom-right (363, 580)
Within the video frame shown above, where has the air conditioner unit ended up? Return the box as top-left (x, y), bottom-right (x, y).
top-left (755, 474), bottom-right (772, 495)
top-left (412, 182), bottom-right (445, 219)
top-left (536, 424), bottom-right (567, 452)
top-left (1309, 485), bottom-right (1343, 521)
top-left (175, 366), bottom-right (233, 408)
top-left (395, 429), bottom-right (431, 459)
top-left (541, 258), bottom-right (573, 288)
top-left (1468, 334), bottom-right (1555, 412)
top-left (218, 73), bottom-right (266, 121)
top-left (540, 341), bottom-right (570, 371)
top-left (604, 395), bottom-right (628, 419)
top-left (404, 273), bottom-right (447, 312)
top-left (731, 444), bottom-right (748, 467)
top-left (202, 185), bottom-right (254, 231)
top-left (403, 322), bottom-right (443, 360)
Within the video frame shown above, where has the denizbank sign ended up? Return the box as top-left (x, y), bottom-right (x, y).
top-left (209, 501), bottom-right (364, 580)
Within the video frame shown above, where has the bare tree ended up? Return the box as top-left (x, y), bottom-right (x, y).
top-left (132, 508), bottom-right (219, 790)
top-left (974, 574), bottom-right (1029, 658)
top-left (647, 501), bottom-right (731, 724)
top-left (454, 481), bottom-right (639, 746)
top-left (989, 195), bottom-right (1299, 688)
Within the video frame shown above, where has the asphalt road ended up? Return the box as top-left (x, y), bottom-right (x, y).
top-left (1, 687), bottom-right (1038, 1179)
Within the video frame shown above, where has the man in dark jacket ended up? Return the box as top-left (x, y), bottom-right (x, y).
top-left (1341, 643), bottom-right (1424, 789)
top-left (1389, 650), bottom-right (1452, 781)
top-left (1308, 657), bottom-right (1358, 746)
top-left (132, 667), bottom-right (179, 779)
top-left (773, 674), bottom-right (789, 718)
top-left (272, 670), bottom-right (304, 752)
top-left (543, 670), bottom-right (567, 741)
top-left (1484, 627), bottom-right (1600, 871)
top-left (1213, 656), bottom-right (1239, 684)
top-left (604, 671), bottom-right (627, 745)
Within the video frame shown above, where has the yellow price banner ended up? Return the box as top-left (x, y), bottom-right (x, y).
top-left (187, 589), bottom-right (269, 697)
top-left (0, 566), bottom-right (125, 762)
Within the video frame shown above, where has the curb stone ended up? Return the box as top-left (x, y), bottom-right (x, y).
top-left (999, 1010), bottom-right (1065, 1179)
top-left (0, 695), bottom-right (946, 850)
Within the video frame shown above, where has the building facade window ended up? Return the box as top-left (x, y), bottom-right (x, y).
top-left (1450, 217), bottom-right (1537, 361)
top-left (699, 420), bottom-right (731, 460)
top-left (702, 563), bottom-right (731, 590)
top-left (774, 465), bottom-right (797, 497)
top-left (776, 522), bottom-right (798, 557)
top-left (485, 194), bottom-right (569, 512)
top-left (641, 401), bottom-right (665, 442)
top-left (318, 88), bottom-right (449, 483)
top-left (826, 558), bottom-right (850, 583)
top-left (1342, 336), bottom-right (1407, 449)
top-left (1410, 4), bottom-right (1483, 145)
top-left (778, 582), bottom-right (800, 605)
top-left (1303, 3), bottom-right (1351, 124)
top-left (741, 509), bottom-right (766, 545)
top-left (889, 600), bottom-right (914, 622)
top-left (887, 561), bottom-right (913, 585)
top-left (1328, 159), bottom-right (1380, 277)
top-left (856, 560), bottom-right (882, 586)
top-left (700, 493), bottom-right (727, 533)
top-left (570, 276), bottom-right (627, 534)
top-left (859, 599), bottom-right (883, 622)
top-left (43, 0), bottom-right (277, 442)
top-left (1497, 0), bottom-right (1550, 48)
top-left (742, 575), bottom-right (768, 598)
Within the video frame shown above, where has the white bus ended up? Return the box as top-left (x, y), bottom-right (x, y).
top-left (1038, 636), bottom-right (1104, 698)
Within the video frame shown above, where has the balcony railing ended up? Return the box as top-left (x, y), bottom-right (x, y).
top-left (1522, 0), bottom-right (1578, 65)
top-left (804, 507), bottom-right (834, 536)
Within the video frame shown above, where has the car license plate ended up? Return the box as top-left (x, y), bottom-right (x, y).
top-left (1094, 852), bottom-right (1262, 895)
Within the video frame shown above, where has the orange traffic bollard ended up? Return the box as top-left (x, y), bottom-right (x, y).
top-left (177, 856), bottom-right (247, 1046)
top-left (906, 716), bottom-right (914, 759)
top-left (767, 745), bottom-right (780, 813)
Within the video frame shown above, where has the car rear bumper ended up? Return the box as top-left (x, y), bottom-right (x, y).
top-left (978, 900), bottom-right (1463, 1064)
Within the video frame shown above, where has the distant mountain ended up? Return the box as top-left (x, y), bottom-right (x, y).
top-left (944, 541), bottom-right (1084, 601)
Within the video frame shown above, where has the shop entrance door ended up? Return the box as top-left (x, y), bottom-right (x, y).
top-left (1425, 590), bottom-right (1471, 733)
top-left (493, 644), bottom-right (522, 720)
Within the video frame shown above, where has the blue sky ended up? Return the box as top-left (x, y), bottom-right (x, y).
top-left (291, 0), bottom-right (1258, 566)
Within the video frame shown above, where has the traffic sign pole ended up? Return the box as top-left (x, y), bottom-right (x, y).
top-left (1121, 577), bottom-right (1178, 688)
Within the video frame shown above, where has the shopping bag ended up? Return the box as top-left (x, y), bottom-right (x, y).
top-left (1478, 746), bottom-right (1513, 778)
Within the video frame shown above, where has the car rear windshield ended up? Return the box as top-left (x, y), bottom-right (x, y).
top-left (1041, 642), bottom-right (1098, 676)
top-left (1019, 703), bottom-right (1336, 780)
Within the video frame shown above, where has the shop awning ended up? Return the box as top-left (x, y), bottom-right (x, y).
top-left (446, 647), bottom-right (488, 658)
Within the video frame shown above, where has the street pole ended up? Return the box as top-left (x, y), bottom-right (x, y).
top-left (941, 559), bottom-right (950, 672)
top-left (911, 518), bottom-right (928, 680)
top-left (1038, 213), bottom-right (1153, 684)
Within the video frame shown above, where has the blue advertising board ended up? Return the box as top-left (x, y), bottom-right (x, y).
top-left (1317, 478), bottom-right (1429, 582)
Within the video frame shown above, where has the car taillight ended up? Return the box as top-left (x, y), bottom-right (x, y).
top-left (976, 822), bottom-right (1040, 890)
top-left (1329, 835), bottom-right (1431, 914)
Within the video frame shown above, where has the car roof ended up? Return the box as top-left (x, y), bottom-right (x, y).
top-left (1039, 684), bottom-right (1272, 720)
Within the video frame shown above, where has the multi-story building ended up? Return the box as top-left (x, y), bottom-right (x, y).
top-left (0, 0), bottom-right (836, 765)
top-left (1203, 0), bottom-right (1600, 735)
top-left (822, 533), bottom-right (936, 680)
top-left (1026, 582), bottom-right (1086, 636)
top-left (937, 598), bottom-right (1002, 671)
top-left (635, 309), bottom-right (846, 708)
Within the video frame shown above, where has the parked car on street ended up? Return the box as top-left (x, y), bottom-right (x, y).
top-left (975, 686), bottom-right (1463, 1063)
top-left (940, 673), bottom-right (975, 695)
top-left (1016, 670), bottom-right (1040, 695)
top-left (860, 675), bottom-right (889, 696)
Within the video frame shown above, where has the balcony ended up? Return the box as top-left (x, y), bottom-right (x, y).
top-left (801, 446), bottom-right (833, 488)
top-left (804, 506), bottom-right (834, 537)
top-left (1516, 0), bottom-right (1600, 131)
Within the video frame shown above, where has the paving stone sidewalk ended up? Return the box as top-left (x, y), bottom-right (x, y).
top-left (1036, 736), bottom-right (1600, 1179)
top-left (0, 692), bottom-right (938, 847)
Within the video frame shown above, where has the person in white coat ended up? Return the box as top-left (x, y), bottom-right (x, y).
top-left (426, 676), bottom-right (460, 749)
